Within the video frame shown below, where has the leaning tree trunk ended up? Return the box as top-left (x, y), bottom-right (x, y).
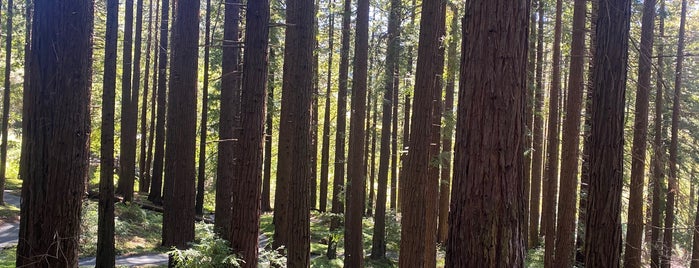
top-left (96, 0), bottom-right (118, 265)
top-left (445, 0), bottom-right (528, 266)
top-left (663, 1), bottom-right (687, 267)
top-left (583, 0), bottom-right (631, 265)
top-left (16, 1), bottom-right (93, 265)
top-left (623, 0), bottom-right (656, 266)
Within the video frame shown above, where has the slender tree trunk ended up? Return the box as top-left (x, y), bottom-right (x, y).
top-left (16, 1), bottom-right (93, 265)
top-left (446, 0), bottom-right (528, 265)
top-left (217, 0), bottom-right (241, 240)
top-left (344, 0), bottom-right (369, 263)
top-left (195, 0), bottom-right (212, 216)
top-left (230, 0), bottom-right (270, 264)
top-left (0, 0), bottom-right (14, 200)
top-left (145, 0), bottom-right (160, 198)
top-left (371, 0), bottom-right (400, 256)
top-left (319, 0), bottom-right (335, 213)
top-left (649, 2), bottom-right (665, 267)
top-left (398, 94), bottom-right (411, 211)
top-left (117, 0), bottom-right (136, 202)
top-left (129, 0), bottom-right (144, 196)
top-left (311, 2), bottom-right (320, 210)
top-left (438, 3), bottom-right (458, 245)
top-left (528, 0), bottom-right (545, 248)
top-left (543, 0), bottom-right (563, 264)
top-left (162, 0), bottom-right (199, 249)
top-left (523, 0), bottom-right (536, 247)
top-left (583, 0), bottom-right (631, 265)
top-left (139, 0), bottom-right (156, 193)
top-left (691, 167), bottom-right (699, 268)
top-left (623, 0), bottom-right (656, 266)
top-left (364, 79), bottom-right (372, 216)
top-left (399, 0), bottom-right (444, 265)
top-left (148, 0), bottom-right (170, 205)
top-left (390, 64), bottom-right (399, 212)
top-left (262, 48), bottom-right (275, 212)
top-left (326, 0), bottom-right (352, 258)
top-left (97, 0), bottom-right (118, 265)
top-left (662, 1), bottom-right (686, 266)
top-left (367, 92), bottom-right (377, 216)
top-left (554, 0), bottom-right (587, 265)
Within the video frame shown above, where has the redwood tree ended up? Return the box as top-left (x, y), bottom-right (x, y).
top-left (318, 0), bottom-right (335, 213)
top-left (195, 0), bottom-right (213, 216)
top-left (16, 1), bottom-right (93, 265)
top-left (0, 0), bottom-right (14, 200)
top-left (117, 0), bottom-right (136, 202)
top-left (583, 0), bottom-right (631, 265)
top-left (148, 0), bottom-right (170, 204)
top-left (528, 0), bottom-right (545, 248)
top-left (162, 0), bottom-right (199, 249)
top-left (445, 0), bottom-right (528, 266)
top-left (650, 2), bottom-right (666, 267)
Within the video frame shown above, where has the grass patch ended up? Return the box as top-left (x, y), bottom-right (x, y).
top-left (526, 247), bottom-right (544, 268)
top-left (0, 247), bottom-right (15, 267)
top-left (0, 204), bottom-right (18, 225)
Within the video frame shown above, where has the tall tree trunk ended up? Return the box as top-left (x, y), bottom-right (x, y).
top-left (399, 0), bottom-right (444, 265)
top-left (662, 1), bottom-right (686, 266)
top-left (543, 0), bottom-right (563, 264)
top-left (344, 0), bottom-right (369, 263)
top-left (148, 0), bottom-right (170, 205)
top-left (691, 167), bottom-right (699, 268)
top-left (326, 0), bottom-right (352, 258)
top-left (584, 0), bottom-right (631, 265)
top-left (118, 0), bottom-right (136, 202)
top-left (649, 2), bottom-right (665, 267)
top-left (217, 0), bottom-right (241, 240)
top-left (319, 0), bottom-right (335, 213)
top-left (145, 0), bottom-right (160, 200)
top-left (523, 0), bottom-right (536, 247)
top-left (528, 0), bottom-right (545, 248)
top-left (230, 0), bottom-right (270, 264)
top-left (367, 90), bottom-right (377, 216)
top-left (139, 0), bottom-right (156, 193)
top-left (554, 0), bottom-right (587, 265)
top-left (97, 0), bottom-right (118, 265)
top-left (16, 1), bottom-right (93, 265)
top-left (371, 0), bottom-right (400, 256)
top-left (130, 0), bottom-right (144, 195)
top-left (390, 63), bottom-right (399, 212)
top-left (438, 3), bottom-right (458, 245)
top-left (195, 0), bottom-right (212, 216)
top-left (623, 0), bottom-right (656, 266)
top-left (446, 0), bottom-right (528, 265)
top-left (282, 0), bottom-right (315, 264)
top-left (162, 0), bottom-right (199, 249)
top-left (311, 3), bottom-right (320, 210)
top-left (0, 0), bottom-right (14, 200)
top-left (262, 48), bottom-right (275, 212)
top-left (364, 78), bottom-right (372, 216)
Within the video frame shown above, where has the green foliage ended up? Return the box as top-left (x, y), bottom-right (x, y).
top-left (169, 224), bottom-right (242, 268)
top-left (259, 246), bottom-right (287, 267)
top-left (0, 247), bottom-right (16, 267)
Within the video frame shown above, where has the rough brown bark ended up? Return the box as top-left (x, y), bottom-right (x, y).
top-left (144, 0), bottom-right (159, 201)
top-left (662, 1), bottom-right (686, 266)
top-left (97, 0), bottom-right (118, 265)
top-left (117, 0), bottom-right (136, 202)
top-left (344, 0), bottom-right (369, 263)
top-left (195, 0), bottom-right (212, 216)
top-left (16, 1), bottom-right (93, 265)
top-left (438, 3), bottom-right (458, 245)
top-left (649, 2), bottom-right (665, 267)
top-left (543, 0), bottom-right (562, 264)
top-left (162, 0), bottom-right (199, 249)
top-left (130, 0), bottom-right (144, 194)
top-left (229, 0), bottom-right (270, 264)
top-left (623, 0), bottom-right (656, 266)
top-left (371, 0), bottom-right (400, 256)
top-left (553, 0), bottom-right (586, 265)
top-left (399, 0), bottom-right (444, 265)
top-left (318, 0), bottom-right (334, 213)
top-left (148, 0), bottom-right (169, 204)
top-left (217, 0), bottom-right (241, 241)
top-left (523, 0), bottom-right (536, 247)
top-left (528, 0), bottom-right (545, 248)
top-left (261, 47), bottom-right (275, 212)
top-left (0, 0), bottom-right (14, 199)
top-left (446, 0), bottom-right (528, 266)
top-left (326, 0), bottom-right (351, 257)
top-left (139, 0), bottom-right (156, 194)
top-left (583, 0), bottom-right (631, 265)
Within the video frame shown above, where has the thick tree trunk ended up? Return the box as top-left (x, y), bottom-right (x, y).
top-left (162, 0), bottom-right (199, 249)
top-left (583, 0), bottom-right (631, 265)
top-left (195, 0), bottom-right (212, 216)
top-left (117, 0), bottom-right (136, 202)
top-left (230, 0), bottom-right (270, 265)
top-left (553, 0), bottom-right (586, 265)
top-left (543, 0), bottom-right (562, 264)
top-left (623, 0), bottom-right (656, 266)
top-left (148, 0), bottom-right (170, 205)
top-left (399, 0), bottom-right (444, 265)
top-left (446, 0), bottom-right (528, 266)
top-left (16, 1), bottom-right (93, 265)
top-left (649, 3), bottom-right (665, 267)
top-left (217, 0), bottom-right (241, 241)
top-left (662, 1), bottom-right (686, 267)
top-left (326, 0), bottom-right (352, 258)
top-left (318, 0), bottom-right (334, 213)
top-left (528, 0), bottom-right (545, 248)
top-left (97, 0), bottom-right (118, 265)
top-left (344, 0), bottom-right (369, 263)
